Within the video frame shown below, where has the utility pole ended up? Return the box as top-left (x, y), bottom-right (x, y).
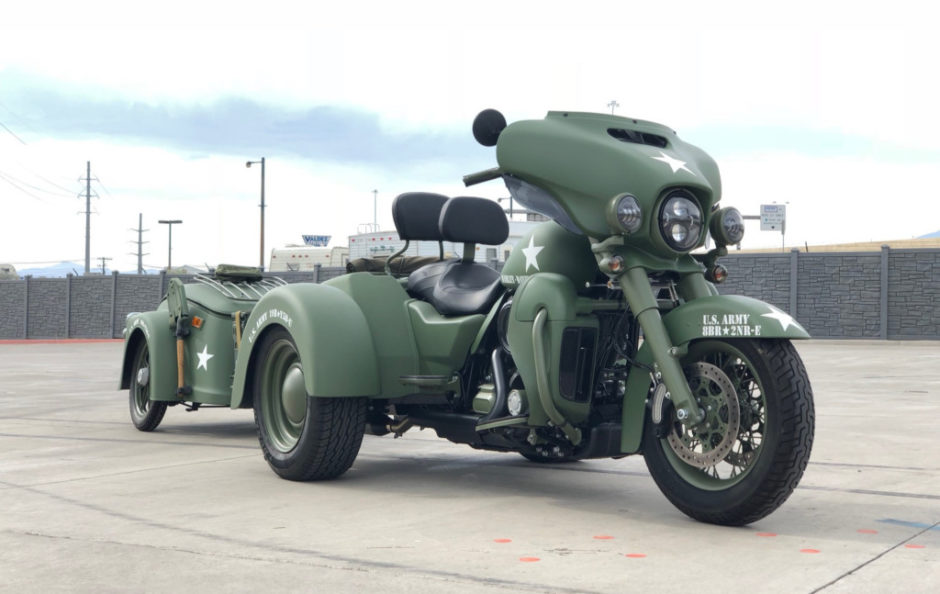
top-left (372, 189), bottom-right (378, 231)
top-left (607, 100), bottom-right (620, 114)
top-left (129, 213), bottom-right (149, 274)
top-left (246, 158), bottom-right (266, 270)
top-left (79, 161), bottom-right (97, 275)
top-left (158, 219), bottom-right (183, 270)
top-left (97, 256), bottom-right (112, 275)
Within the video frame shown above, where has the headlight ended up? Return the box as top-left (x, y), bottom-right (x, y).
top-left (609, 193), bottom-right (642, 234)
top-left (659, 190), bottom-right (703, 251)
top-left (710, 207), bottom-right (745, 246)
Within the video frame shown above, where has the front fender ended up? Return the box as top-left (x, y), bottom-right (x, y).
top-left (663, 295), bottom-right (809, 345)
top-left (230, 283), bottom-right (380, 408)
top-left (618, 295), bottom-right (808, 454)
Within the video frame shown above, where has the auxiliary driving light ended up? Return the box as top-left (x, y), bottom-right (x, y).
top-left (710, 206), bottom-right (745, 247)
top-left (609, 193), bottom-right (642, 234)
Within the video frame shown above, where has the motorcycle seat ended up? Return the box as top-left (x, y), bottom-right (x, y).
top-left (427, 196), bottom-right (508, 316)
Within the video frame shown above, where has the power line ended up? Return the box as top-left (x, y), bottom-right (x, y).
top-left (0, 171), bottom-right (47, 202)
top-left (0, 168), bottom-right (73, 198)
top-left (0, 99), bottom-right (37, 136)
top-left (94, 177), bottom-right (113, 197)
top-left (0, 121), bottom-right (26, 144)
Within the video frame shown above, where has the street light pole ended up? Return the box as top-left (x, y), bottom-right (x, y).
top-left (372, 189), bottom-right (378, 231)
top-left (246, 157), bottom-right (266, 270)
top-left (158, 219), bottom-right (183, 270)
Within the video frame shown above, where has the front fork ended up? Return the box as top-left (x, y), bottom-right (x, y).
top-left (594, 241), bottom-right (707, 426)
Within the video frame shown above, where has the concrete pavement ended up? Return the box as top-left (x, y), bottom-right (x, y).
top-left (0, 340), bottom-right (937, 593)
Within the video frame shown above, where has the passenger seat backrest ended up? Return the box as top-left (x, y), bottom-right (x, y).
top-left (391, 192), bottom-right (449, 241)
top-left (438, 196), bottom-right (509, 252)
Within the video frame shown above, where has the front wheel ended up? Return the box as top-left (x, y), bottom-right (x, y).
top-left (252, 328), bottom-right (367, 481)
top-left (642, 339), bottom-right (814, 526)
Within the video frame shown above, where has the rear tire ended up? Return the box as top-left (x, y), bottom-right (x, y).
top-left (129, 340), bottom-right (167, 431)
top-left (642, 339), bottom-right (814, 526)
top-left (253, 328), bottom-right (367, 481)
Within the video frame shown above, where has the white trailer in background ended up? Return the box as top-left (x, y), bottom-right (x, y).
top-left (269, 245), bottom-right (350, 271)
top-left (348, 220), bottom-right (543, 264)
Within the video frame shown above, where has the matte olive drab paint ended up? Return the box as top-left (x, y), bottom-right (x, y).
top-left (500, 222), bottom-right (597, 291)
top-left (663, 295), bottom-right (810, 345)
top-left (619, 341), bottom-right (655, 454)
top-left (511, 273), bottom-right (579, 322)
top-left (324, 273), bottom-right (420, 398)
top-left (229, 282), bottom-right (381, 408)
top-left (496, 112), bottom-right (721, 243)
top-left (506, 273), bottom-right (596, 425)
top-left (180, 301), bottom-right (238, 405)
top-left (118, 310), bottom-right (178, 401)
top-left (407, 300), bottom-right (485, 376)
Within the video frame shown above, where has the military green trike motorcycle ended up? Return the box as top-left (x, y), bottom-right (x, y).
top-left (120, 109), bottom-right (814, 525)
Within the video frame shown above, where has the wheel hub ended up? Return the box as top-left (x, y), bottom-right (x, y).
top-left (666, 362), bottom-right (741, 469)
top-left (281, 363), bottom-right (307, 425)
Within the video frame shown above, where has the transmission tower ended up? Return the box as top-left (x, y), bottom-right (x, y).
top-left (129, 213), bottom-right (150, 274)
top-left (78, 162), bottom-right (99, 275)
top-left (97, 256), bottom-right (112, 275)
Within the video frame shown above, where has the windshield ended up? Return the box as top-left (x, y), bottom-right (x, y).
top-left (503, 176), bottom-right (581, 235)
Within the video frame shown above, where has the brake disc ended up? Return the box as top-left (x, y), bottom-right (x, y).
top-left (665, 361), bottom-right (741, 469)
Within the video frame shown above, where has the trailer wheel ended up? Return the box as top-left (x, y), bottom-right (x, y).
top-left (253, 327), bottom-right (367, 481)
top-left (129, 340), bottom-right (167, 431)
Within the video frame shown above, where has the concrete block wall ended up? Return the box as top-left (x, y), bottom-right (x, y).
top-left (888, 250), bottom-right (940, 338)
top-left (0, 281), bottom-right (26, 339)
top-left (1, 252), bottom-right (937, 340)
top-left (27, 278), bottom-right (68, 339)
top-left (795, 253), bottom-right (881, 338)
top-left (718, 254), bottom-right (791, 313)
top-left (69, 276), bottom-right (115, 339)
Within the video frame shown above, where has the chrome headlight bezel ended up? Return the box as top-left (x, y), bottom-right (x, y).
top-left (658, 189), bottom-right (703, 252)
top-left (710, 206), bottom-right (745, 247)
top-left (606, 193), bottom-right (643, 235)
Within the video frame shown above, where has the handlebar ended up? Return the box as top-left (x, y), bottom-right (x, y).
top-left (462, 167), bottom-right (503, 187)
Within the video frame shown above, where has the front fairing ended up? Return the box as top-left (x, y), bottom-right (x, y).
top-left (496, 111), bottom-right (721, 245)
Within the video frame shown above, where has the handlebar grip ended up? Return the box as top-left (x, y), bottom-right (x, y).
top-left (462, 167), bottom-right (503, 187)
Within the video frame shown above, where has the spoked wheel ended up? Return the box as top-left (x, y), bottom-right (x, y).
top-left (253, 327), bottom-right (367, 481)
top-left (643, 339), bottom-right (814, 525)
top-left (128, 340), bottom-right (167, 431)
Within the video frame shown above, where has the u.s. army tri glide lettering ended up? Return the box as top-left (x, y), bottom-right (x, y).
top-left (119, 109), bottom-right (814, 527)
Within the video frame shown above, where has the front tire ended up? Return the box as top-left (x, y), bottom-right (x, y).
top-left (129, 340), bottom-right (167, 431)
top-left (642, 339), bottom-right (814, 526)
top-left (252, 328), bottom-right (367, 481)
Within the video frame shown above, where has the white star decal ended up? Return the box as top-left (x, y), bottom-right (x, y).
top-left (651, 151), bottom-right (696, 176)
top-left (196, 344), bottom-right (214, 370)
top-left (521, 236), bottom-right (544, 272)
top-left (761, 306), bottom-right (802, 332)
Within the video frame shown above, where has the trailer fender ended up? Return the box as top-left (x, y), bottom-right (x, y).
top-left (230, 284), bottom-right (380, 408)
top-left (118, 311), bottom-right (179, 401)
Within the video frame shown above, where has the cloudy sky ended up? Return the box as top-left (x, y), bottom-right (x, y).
top-left (1, 0), bottom-right (938, 272)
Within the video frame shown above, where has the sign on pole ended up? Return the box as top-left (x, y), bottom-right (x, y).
top-left (302, 235), bottom-right (331, 247)
top-left (760, 204), bottom-right (786, 231)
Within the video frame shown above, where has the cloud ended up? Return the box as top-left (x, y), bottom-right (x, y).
top-left (0, 71), bottom-right (490, 178)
